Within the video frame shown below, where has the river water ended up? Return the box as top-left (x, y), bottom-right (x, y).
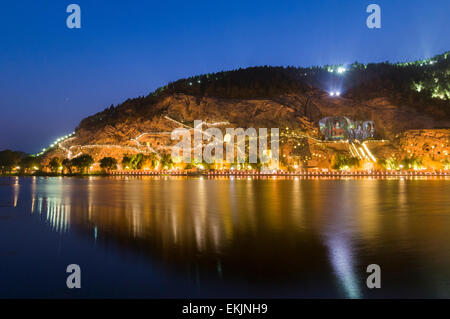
top-left (1, 176), bottom-right (450, 298)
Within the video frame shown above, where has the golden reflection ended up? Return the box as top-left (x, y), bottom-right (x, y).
top-left (13, 177), bottom-right (19, 207)
top-left (24, 176), bottom-right (450, 288)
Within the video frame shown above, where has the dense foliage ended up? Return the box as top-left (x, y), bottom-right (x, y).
top-left (0, 150), bottom-right (24, 173)
top-left (70, 154), bottom-right (94, 174)
top-left (378, 156), bottom-right (424, 170)
top-left (99, 157), bottom-right (118, 172)
top-left (122, 153), bottom-right (158, 170)
top-left (0, 150), bottom-right (41, 174)
top-left (48, 157), bottom-right (62, 173)
top-left (331, 153), bottom-right (360, 170)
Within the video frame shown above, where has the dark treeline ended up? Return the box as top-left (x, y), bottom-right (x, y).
top-left (0, 150), bottom-right (40, 174)
top-left (79, 52), bottom-right (450, 131)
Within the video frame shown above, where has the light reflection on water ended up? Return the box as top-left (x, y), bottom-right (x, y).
top-left (1, 176), bottom-right (450, 298)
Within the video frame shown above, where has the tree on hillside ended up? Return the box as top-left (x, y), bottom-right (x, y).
top-left (62, 158), bottom-right (73, 174)
top-left (145, 153), bottom-right (158, 169)
top-left (331, 153), bottom-right (360, 170)
top-left (48, 157), bottom-right (62, 173)
top-left (20, 156), bottom-right (41, 173)
top-left (160, 153), bottom-right (173, 169)
top-left (122, 155), bottom-right (132, 169)
top-left (122, 153), bottom-right (158, 170)
top-left (130, 153), bottom-right (145, 169)
top-left (71, 154), bottom-right (94, 174)
top-left (99, 157), bottom-right (118, 172)
top-left (400, 156), bottom-right (423, 169)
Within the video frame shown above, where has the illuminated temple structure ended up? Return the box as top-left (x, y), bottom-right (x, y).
top-left (319, 116), bottom-right (375, 141)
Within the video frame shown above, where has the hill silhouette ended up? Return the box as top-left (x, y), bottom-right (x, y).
top-left (79, 51), bottom-right (450, 132)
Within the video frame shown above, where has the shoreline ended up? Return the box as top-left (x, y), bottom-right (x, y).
top-left (2, 170), bottom-right (449, 178)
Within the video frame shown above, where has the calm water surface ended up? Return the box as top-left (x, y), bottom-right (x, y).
top-left (1, 176), bottom-right (450, 298)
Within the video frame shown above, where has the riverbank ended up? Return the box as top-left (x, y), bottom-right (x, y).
top-left (0, 172), bottom-right (108, 177)
top-left (3, 170), bottom-right (450, 178)
top-left (112, 170), bottom-right (450, 177)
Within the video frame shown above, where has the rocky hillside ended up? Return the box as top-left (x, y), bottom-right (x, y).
top-left (40, 52), bottom-right (450, 170)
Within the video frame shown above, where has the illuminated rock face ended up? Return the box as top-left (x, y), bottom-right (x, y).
top-left (394, 129), bottom-right (450, 166)
top-left (39, 92), bottom-right (449, 170)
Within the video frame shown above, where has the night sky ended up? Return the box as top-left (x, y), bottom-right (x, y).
top-left (1, 0), bottom-right (449, 153)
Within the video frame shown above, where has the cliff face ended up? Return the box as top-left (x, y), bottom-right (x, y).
top-left (76, 92), bottom-right (449, 144)
top-left (40, 91), bottom-right (450, 170)
top-left (393, 129), bottom-right (450, 164)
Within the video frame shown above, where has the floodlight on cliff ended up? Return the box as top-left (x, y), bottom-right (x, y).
top-left (329, 92), bottom-right (335, 96)
top-left (337, 67), bottom-right (347, 74)
top-left (336, 91), bottom-right (341, 96)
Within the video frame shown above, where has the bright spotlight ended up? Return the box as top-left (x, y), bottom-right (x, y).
top-left (329, 92), bottom-right (335, 96)
top-left (337, 67), bottom-right (346, 74)
top-left (336, 91), bottom-right (341, 96)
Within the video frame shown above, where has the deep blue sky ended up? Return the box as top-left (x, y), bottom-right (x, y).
top-left (1, 0), bottom-right (449, 153)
